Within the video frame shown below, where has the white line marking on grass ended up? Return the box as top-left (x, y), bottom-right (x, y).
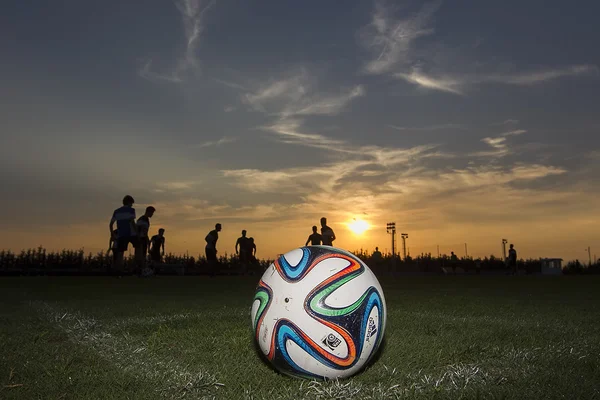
top-left (29, 301), bottom-right (224, 399)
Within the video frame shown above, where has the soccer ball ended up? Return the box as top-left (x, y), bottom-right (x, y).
top-left (250, 246), bottom-right (386, 379)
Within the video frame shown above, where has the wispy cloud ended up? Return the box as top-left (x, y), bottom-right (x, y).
top-left (492, 119), bottom-right (520, 126)
top-left (196, 137), bottom-right (236, 148)
top-left (395, 65), bottom-right (598, 95)
top-left (359, 0), bottom-right (442, 75)
top-left (140, 0), bottom-right (216, 83)
top-left (395, 69), bottom-right (464, 95)
top-left (242, 68), bottom-right (365, 151)
top-left (242, 69), bottom-right (364, 118)
top-left (481, 65), bottom-right (599, 85)
top-left (261, 119), bottom-right (347, 150)
top-left (387, 123), bottom-right (465, 131)
top-left (212, 78), bottom-right (248, 91)
top-left (472, 130), bottom-right (527, 157)
top-left (154, 181), bottom-right (200, 192)
top-left (359, 0), bottom-right (599, 95)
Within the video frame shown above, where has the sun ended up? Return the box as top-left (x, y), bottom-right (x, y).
top-left (348, 219), bottom-right (369, 235)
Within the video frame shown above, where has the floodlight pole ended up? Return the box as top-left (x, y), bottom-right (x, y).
top-left (586, 246), bottom-right (592, 266)
top-left (401, 233), bottom-right (409, 260)
top-left (386, 222), bottom-right (396, 257)
top-left (501, 239), bottom-right (507, 262)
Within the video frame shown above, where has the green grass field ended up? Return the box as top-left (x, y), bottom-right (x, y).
top-left (1, 275), bottom-right (599, 399)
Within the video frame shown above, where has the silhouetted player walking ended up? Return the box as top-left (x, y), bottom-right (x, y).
top-left (508, 244), bottom-right (517, 275)
top-left (109, 195), bottom-right (138, 275)
top-left (320, 217), bottom-right (336, 246)
top-left (149, 228), bottom-right (166, 264)
top-left (136, 206), bottom-right (155, 276)
top-left (305, 226), bottom-right (322, 246)
top-left (205, 223), bottom-right (221, 277)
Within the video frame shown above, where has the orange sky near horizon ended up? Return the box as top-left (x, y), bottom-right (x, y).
top-left (0, 211), bottom-right (597, 264)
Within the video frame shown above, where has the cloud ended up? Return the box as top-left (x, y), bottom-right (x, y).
top-left (472, 129), bottom-right (527, 157)
top-left (387, 123), bottom-right (465, 131)
top-left (220, 143), bottom-right (568, 232)
top-left (155, 181), bottom-right (199, 191)
top-left (282, 85), bottom-right (365, 118)
top-left (481, 65), bottom-right (599, 86)
top-left (359, 0), bottom-right (442, 75)
top-left (195, 137), bottom-right (236, 148)
top-left (501, 129), bottom-right (527, 137)
top-left (395, 69), bottom-right (464, 94)
top-left (224, 106), bottom-right (236, 112)
top-left (243, 69), bottom-right (365, 118)
top-left (492, 119), bottom-right (520, 126)
top-left (242, 68), bottom-right (366, 154)
top-left (395, 65), bottom-right (598, 95)
top-left (139, 0), bottom-right (216, 83)
top-left (242, 70), bottom-right (310, 113)
top-left (261, 119), bottom-right (347, 150)
top-left (359, 1), bottom-right (598, 95)
top-left (212, 78), bottom-right (248, 91)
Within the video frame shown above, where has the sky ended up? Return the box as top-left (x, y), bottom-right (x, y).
top-left (1, 0), bottom-right (599, 262)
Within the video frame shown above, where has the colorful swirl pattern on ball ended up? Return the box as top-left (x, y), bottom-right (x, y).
top-left (265, 247), bottom-right (384, 378)
top-left (252, 280), bottom-right (273, 336)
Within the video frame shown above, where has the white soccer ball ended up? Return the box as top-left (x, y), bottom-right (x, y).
top-left (250, 246), bottom-right (387, 379)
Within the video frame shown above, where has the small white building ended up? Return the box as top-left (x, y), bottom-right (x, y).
top-left (540, 258), bottom-right (563, 275)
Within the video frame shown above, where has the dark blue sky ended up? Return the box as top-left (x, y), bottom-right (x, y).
top-left (1, 0), bottom-right (599, 260)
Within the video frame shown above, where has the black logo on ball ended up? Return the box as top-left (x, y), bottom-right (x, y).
top-left (366, 317), bottom-right (377, 342)
top-left (322, 333), bottom-right (341, 350)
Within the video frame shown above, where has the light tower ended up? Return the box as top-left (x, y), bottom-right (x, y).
top-left (401, 233), bottom-right (409, 260)
top-left (586, 246), bottom-right (592, 266)
top-left (386, 222), bottom-right (396, 256)
top-left (502, 239), bottom-right (508, 262)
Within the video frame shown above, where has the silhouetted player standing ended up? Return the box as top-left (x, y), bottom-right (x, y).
top-left (136, 206), bottom-right (155, 276)
top-left (149, 228), bottom-right (166, 264)
top-left (508, 244), bottom-right (517, 275)
top-left (236, 229), bottom-right (250, 273)
top-left (320, 217), bottom-right (336, 246)
top-left (372, 247), bottom-right (382, 260)
top-left (248, 237), bottom-right (257, 259)
top-left (205, 223), bottom-right (221, 277)
top-left (109, 195), bottom-right (138, 274)
top-left (305, 226), bottom-right (322, 246)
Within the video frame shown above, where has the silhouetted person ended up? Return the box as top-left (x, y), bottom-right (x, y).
top-left (450, 251), bottom-right (458, 274)
top-left (508, 244), bottom-right (517, 275)
top-left (109, 195), bottom-right (138, 275)
top-left (136, 206), bottom-right (155, 277)
top-left (205, 223), bottom-right (221, 277)
top-left (372, 247), bottom-right (382, 260)
top-left (236, 230), bottom-right (250, 272)
top-left (305, 226), bottom-right (322, 246)
top-left (248, 237), bottom-right (257, 260)
top-left (320, 217), bottom-right (336, 246)
top-left (149, 228), bottom-right (166, 265)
